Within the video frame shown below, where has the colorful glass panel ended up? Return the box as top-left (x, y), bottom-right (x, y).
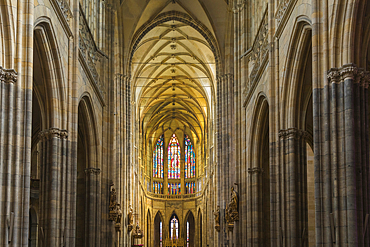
top-left (170, 216), bottom-right (179, 240)
top-left (153, 182), bottom-right (163, 194)
top-left (185, 182), bottom-right (195, 194)
top-left (187, 221), bottom-right (189, 247)
top-left (184, 135), bottom-right (195, 179)
top-left (153, 135), bottom-right (164, 178)
top-left (168, 183), bottom-right (181, 195)
top-left (160, 221), bottom-right (163, 247)
top-left (168, 134), bottom-right (180, 179)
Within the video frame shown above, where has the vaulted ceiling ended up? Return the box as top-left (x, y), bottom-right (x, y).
top-left (123, 0), bottom-right (228, 144)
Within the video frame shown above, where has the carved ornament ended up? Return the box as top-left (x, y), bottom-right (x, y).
top-left (327, 64), bottom-right (370, 88)
top-left (39, 128), bottom-right (68, 140)
top-left (278, 128), bottom-right (309, 140)
top-left (248, 167), bottom-right (264, 174)
top-left (79, 7), bottom-right (105, 95)
top-left (0, 67), bottom-right (18, 84)
top-left (85, 168), bottom-right (101, 175)
top-left (225, 186), bottom-right (239, 225)
top-left (109, 185), bottom-right (118, 221)
top-left (242, 8), bottom-right (268, 106)
top-left (214, 206), bottom-right (220, 232)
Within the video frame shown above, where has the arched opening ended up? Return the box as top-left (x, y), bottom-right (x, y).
top-left (185, 211), bottom-right (195, 247)
top-left (259, 100), bottom-right (270, 246)
top-left (300, 40), bottom-right (314, 247)
top-left (147, 210), bottom-right (151, 247)
top-left (154, 212), bottom-right (163, 247)
top-left (76, 102), bottom-right (88, 246)
top-left (198, 210), bottom-right (202, 247)
top-left (169, 213), bottom-right (180, 240)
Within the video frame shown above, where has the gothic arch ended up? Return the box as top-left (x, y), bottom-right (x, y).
top-left (34, 18), bottom-right (67, 128)
top-left (78, 95), bottom-right (100, 168)
top-left (184, 210), bottom-right (195, 247)
top-left (332, 0), bottom-right (363, 65)
top-left (281, 18), bottom-right (312, 130)
top-left (154, 211), bottom-right (164, 247)
top-left (248, 93), bottom-right (270, 245)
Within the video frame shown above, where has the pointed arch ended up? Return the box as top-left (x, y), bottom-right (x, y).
top-left (169, 212), bottom-right (180, 240)
top-left (280, 18), bottom-right (312, 129)
top-left (184, 210), bottom-right (195, 247)
top-left (33, 18), bottom-right (67, 128)
top-left (154, 211), bottom-right (164, 247)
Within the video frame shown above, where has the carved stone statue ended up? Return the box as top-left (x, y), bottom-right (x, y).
top-left (227, 186), bottom-right (239, 222)
top-left (109, 186), bottom-right (118, 221)
top-left (116, 204), bottom-right (122, 224)
top-left (213, 206), bottom-right (220, 226)
top-left (109, 188), bottom-right (117, 210)
top-left (128, 205), bottom-right (134, 226)
top-left (133, 221), bottom-right (143, 238)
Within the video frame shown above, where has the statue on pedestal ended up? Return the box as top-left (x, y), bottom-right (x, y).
top-left (226, 186), bottom-right (239, 224)
top-left (109, 186), bottom-right (118, 221)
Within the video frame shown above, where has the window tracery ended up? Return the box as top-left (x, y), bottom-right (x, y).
top-left (153, 135), bottom-right (164, 179)
top-left (168, 134), bottom-right (180, 179)
top-left (184, 135), bottom-right (195, 179)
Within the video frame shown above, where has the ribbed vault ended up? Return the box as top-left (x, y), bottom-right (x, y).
top-left (131, 5), bottom-right (217, 152)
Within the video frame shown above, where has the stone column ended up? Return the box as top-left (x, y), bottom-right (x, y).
top-left (247, 167), bottom-right (264, 246)
top-left (85, 168), bottom-right (101, 246)
top-left (278, 128), bottom-right (308, 246)
top-left (0, 67), bottom-right (32, 247)
top-left (38, 128), bottom-right (68, 247)
top-left (314, 64), bottom-right (370, 246)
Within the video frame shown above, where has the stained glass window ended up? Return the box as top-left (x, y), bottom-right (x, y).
top-left (170, 216), bottom-right (179, 240)
top-left (168, 134), bottom-right (180, 179)
top-left (168, 183), bottom-right (181, 195)
top-left (153, 135), bottom-right (164, 178)
top-left (160, 221), bottom-right (163, 247)
top-left (187, 221), bottom-right (189, 247)
top-left (184, 135), bottom-right (195, 179)
top-left (153, 182), bottom-right (163, 194)
top-left (185, 182), bottom-right (195, 194)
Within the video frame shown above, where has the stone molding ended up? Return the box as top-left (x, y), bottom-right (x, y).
top-left (327, 64), bottom-right (370, 88)
top-left (79, 6), bottom-right (107, 96)
top-left (50, 0), bottom-right (73, 37)
top-left (247, 167), bottom-right (264, 174)
top-left (242, 8), bottom-right (268, 107)
top-left (39, 128), bottom-right (68, 140)
top-left (278, 128), bottom-right (309, 140)
top-left (85, 168), bottom-right (101, 175)
top-left (0, 66), bottom-right (18, 84)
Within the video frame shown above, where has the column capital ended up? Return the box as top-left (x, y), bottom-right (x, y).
top-left (247, 167), bottom-right (264, 174)
top-left (0, 67), bottom-right (18, 84)
top-left (278, 128), bottom-right (309, 140)
top-left (85, 167), bottom-right (101, 175)
top-left (39, 128), bottom-right (68, 140)
top-left (327, 64), bottom-right (370, 87)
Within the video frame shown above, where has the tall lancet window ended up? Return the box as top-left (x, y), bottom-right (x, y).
top-left (153, 135), bottom-right (164, 179)
top-left (168, 134), bottom-right (180, 179)
top-left (170, 215), bottom-right (179, 240)
top-left (184, 135), bottom-right (196, 179)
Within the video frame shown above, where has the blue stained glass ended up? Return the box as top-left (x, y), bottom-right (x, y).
top-left (185, 135), bottom-right (196, 179)
top-left (153, 135), bottom-right (164, 178)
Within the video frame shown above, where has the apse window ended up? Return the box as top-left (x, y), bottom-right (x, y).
top-left (170, 216), bottom-right (179, 240)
